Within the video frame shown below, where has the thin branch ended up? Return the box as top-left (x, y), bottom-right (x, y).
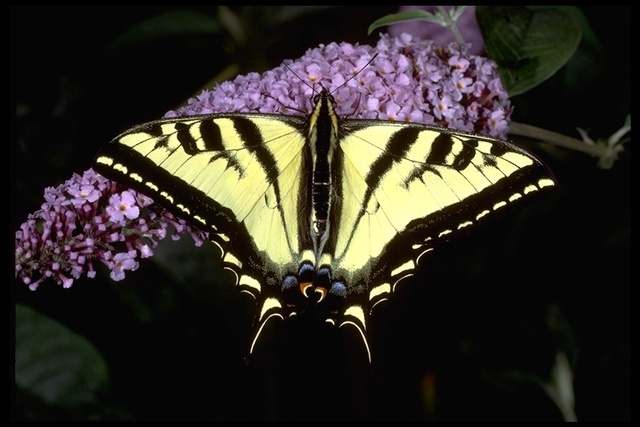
top-left (509, 121), bottom-right (604, 157)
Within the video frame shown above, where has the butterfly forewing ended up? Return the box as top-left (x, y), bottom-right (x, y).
top-left (96, 114), bottom-right (312, 277)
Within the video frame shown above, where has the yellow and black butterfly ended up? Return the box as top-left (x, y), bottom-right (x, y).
top-left (94, 72), bottom-right (556, 362)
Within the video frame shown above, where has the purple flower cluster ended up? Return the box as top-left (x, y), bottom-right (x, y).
top-left (16, 33), bottom-right (512, 290)
top-left (166, 33), bottom-right (512, 138)
top-left (15, 169), bottom-right (207, 290)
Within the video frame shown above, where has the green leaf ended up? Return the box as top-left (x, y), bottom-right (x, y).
top-left (367, 10), bottom-right (438, 35)
top-left (107, 10), bottom-right (222, 54)
top-left (15, 304), bottom-right (109, 408)
top-left (476, 6), bottom-right (582, 96)
top-left (556, 6), bottom-right (602, 54)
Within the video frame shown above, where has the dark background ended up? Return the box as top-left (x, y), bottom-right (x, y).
top-left (11, 6), bottom-right (629, 421)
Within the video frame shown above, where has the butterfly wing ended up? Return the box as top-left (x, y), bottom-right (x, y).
top-left (328, 121), bottom-right (556, 348)
top-left (94, 113), bottom-right (311, 349)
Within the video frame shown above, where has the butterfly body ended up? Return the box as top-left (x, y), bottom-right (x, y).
top-left (95, 87), bottom-right (555, 361)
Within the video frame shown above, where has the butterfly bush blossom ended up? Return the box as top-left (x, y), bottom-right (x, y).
top-left (15, 33), bottom-right (512, 290)
top-left (15, 170), bottom-right (207, 290)
top-left (166, 33), bottom-right (511, 137)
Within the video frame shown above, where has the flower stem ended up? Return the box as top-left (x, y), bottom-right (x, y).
top-left (509, 121), bottom-right (605, 157)
top-left (437, 6), bottom-right (465, 45)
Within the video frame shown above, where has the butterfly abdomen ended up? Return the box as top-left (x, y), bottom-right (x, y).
top-left (308, 90), bottom-right (340, 240)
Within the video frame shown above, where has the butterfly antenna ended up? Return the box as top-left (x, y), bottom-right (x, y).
top-left (283, 60), bottom-right (319, 95)
top-left (262, 60), bottom-right (317, 114)
top-left (279, 53), bottom-right (378, 113)
top-left (329, 53), bottom-right (378, 96)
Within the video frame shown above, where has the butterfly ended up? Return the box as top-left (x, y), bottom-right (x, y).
top-left (94, 65), bottom-right (556, 362)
